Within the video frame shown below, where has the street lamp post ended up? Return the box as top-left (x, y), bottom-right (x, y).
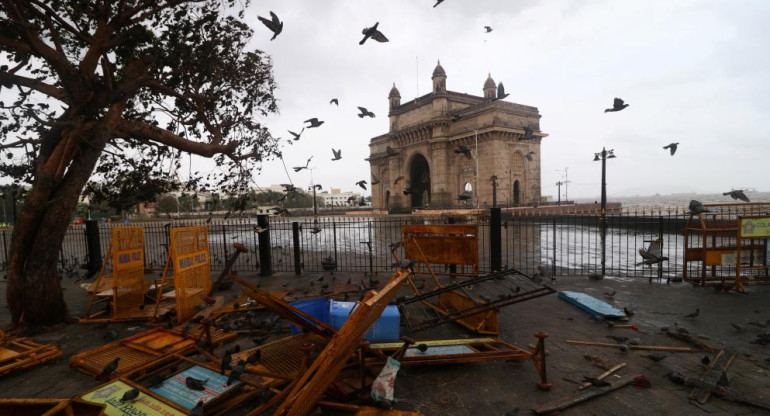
top-left (555, 181), bottom-right (562, 205)
top-left (490, 175), bottom-right (498, 208)
top-left (594, 148), bottom-right (616, 276)
top-left (474, 130), bottom-right (479, 208)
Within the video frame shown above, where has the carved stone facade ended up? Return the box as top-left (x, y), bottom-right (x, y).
top-left (368, 61), bottom-right (547, 210)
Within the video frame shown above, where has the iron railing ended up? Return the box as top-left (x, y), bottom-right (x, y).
top-left (0, 210), bottom-right (690, 279)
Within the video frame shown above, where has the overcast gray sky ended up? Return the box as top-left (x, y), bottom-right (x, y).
top-left (190, 1), bottom-right (770, 199)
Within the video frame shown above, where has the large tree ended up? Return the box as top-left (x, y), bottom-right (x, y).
top-left (0, 0), bottom-right (280, 327)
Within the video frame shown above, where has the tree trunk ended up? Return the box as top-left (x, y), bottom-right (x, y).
top-left (6, 129), bottom-right (108, 328)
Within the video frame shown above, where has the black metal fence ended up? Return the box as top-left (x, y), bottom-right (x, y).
top-left (0, 210), bottom-right (688, 279)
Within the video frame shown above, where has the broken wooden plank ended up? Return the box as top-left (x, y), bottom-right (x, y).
top-left (684, 378), bottom-right (770, 412)
top-left (558, 291), bottom-right (626, 319)
top-left (578, 362), bottom-right (626, 390)
top-left (699, 353), bottom-right (736, 404)
top-left (531, 376), bottom-right (635, 415)
top-left (566, 340), bottom-right (698, 352)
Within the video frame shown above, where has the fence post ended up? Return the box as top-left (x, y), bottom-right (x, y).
top-left (85, 219), bottom-right (101, 276)
top-left (257, 214), bottom-right (272, 277)
top-left (552, 216), bottom-right (557, 277)
top-left (292, 222), bottom-right (301, 275)
top-left (221, 225), bottom-right (229, 269)
top-left (490, 208), bottom-right (501, 271)
top-left (447, 216), bottom-right (457, 275)
top-left (657, 214), bottom-right (664, 283)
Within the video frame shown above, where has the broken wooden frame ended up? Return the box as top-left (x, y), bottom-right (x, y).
top-left (69, 327), bottom-right (236, 380)
top-left (0, 331), bottom-right (62, 378)
top-left (0, 398), bottom-right (105, 416)
top-left (266, 268), bottom-right (413, 416)
top-left (683, 203), bottom-right (770, 290)
top-left (398, 267), bottom-right (556, 334)
top-left (81, 227), bottom-right (175, 323)
top-left (401, 224), bottom-right (479, 277)
top-left (118, 355), bottom-right (270, 415)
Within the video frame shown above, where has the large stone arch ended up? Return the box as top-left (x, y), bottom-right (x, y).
top-left (510, 151), bottom-right (527, 205)
top-left (406, 152), bottom-right (431, 207)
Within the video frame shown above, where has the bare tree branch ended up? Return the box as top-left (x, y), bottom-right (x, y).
top-left (116, 120), bottom-right (237, 158)
top-left (0, 72), bottom-right (67, 101)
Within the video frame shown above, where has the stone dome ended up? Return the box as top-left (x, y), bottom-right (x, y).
top-left (484, 73), bottom-right (496, 89)
top-left (388, 83), bottom-right (401, 98)
top-left (432, 60), bottom-right (446, 78)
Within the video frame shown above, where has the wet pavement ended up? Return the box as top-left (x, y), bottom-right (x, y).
top-left (1, 270), bottom-right (770, 415)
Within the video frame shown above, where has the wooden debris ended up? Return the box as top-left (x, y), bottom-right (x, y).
top-left (531, 376), bottom-right (635, 415)
top-left (584, 354), bottom-right (614, 370)
top-left (663, 329), bottom-right (716, 351)
top-left (684, 378), bottom-right (770, 412)
top-left (578, 362), bottom-right (626, 390)
top-left (567, 340), bottom-right (698, 352)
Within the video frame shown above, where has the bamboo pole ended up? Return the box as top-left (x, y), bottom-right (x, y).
top-left (566, 340), bottom-right (698, 352)
top-left (531, 376), bottom-right (635, 415)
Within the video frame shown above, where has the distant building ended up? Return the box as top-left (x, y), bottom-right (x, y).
top-left (368, 61), bottom-right (547, 209)
top-left (319, 188), bottom-right (362, 207)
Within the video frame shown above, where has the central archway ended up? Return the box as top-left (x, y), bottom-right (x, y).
top-left (408, 154), bottom-right (430, 207)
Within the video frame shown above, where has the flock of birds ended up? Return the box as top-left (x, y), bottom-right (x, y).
top-left (254, 5), bottom-right (506, 208)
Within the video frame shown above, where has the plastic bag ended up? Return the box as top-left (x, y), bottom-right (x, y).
top-left (371, 356), bottom-right (401, 403)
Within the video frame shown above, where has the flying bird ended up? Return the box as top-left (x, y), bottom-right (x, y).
top-left (310, 226), bottom-right (322, 234)
top-left (185, 376), bottom-right (208, 391)
top-left (356, 180), bottom-right (367, 190)
top-left (684, 307), bottom-right (699, 318)
top-left (329, 98), bottom-right (339, 106)
top-left (523, 126), bottom-right (535, 140)
top-left (604, 97), bottom-right (629, 113)
top-left (455, 145), bottom-right (472, 159)
top-left (359, 22), bottom-right (389, 45)
top-left (723, 189), bottom-right (750, 202)
top-left (403, 188), bottom-right (414, 196)
top-left (292, 156), bottom-right (313, 172)
top-left (120, 388), bottom-right (140, 402)
top-left (288, 128), bottom-right (304, 141)
top-left (394, 176), bottom-right (404, 185)
top-left (357, 106), bottom-right (375, 118)
top-left (484, 26), bottom-right (493, 33)
top-left (371, 175), bottom-right (381, 185)
top-left (433, 0), bottom-right (444, 7)
top-left (386, 146), bottom-right (399, 156)
top-left (637, 238), bottom-right (668, 267)
top-left (663, 142), bottom-right (679, 156)
top-left (331, 148), bottom-right (342, 161)
top-left (688, 200), bottom-right (709, 215)
top-left (257, 11), bottom-right (283, 40)
top-left (525, 151), bottom-right (535, 161)
top-left (304, 118), bottom-right (325, 128)
top-left (496, 82), bottom-right (509, 100)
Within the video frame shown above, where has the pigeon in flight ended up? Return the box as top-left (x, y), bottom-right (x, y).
top-left (525, 151), bottom-right (535, 161)
top-left (280, 183), bottom-right (296, 192)
top-left (386, 146), bottom-right (399, 156)
top-left (433, 0), bottom-right (445, 7)
top-left (292, 156), bottom-right (313, 172)
top-left (310, 226), bottom-right (322, 234)
top-left (371, 175), bottom-right (381, 185)
top-left (329, 98), bottom-right (339, 106)
top-left (288, 128), bottom-right (304, 141)
top-left (663, 142), bottom-right (679, 156)
top-left (688, 200), bottom-right (709, 215)
top-left (394, 176), bottom-right (404, 185)
top-left (356, 180), bottom-right (367, 190)
top-left (360, 22), bottom-right (389, 45)
top-left (484, 26), bottom-right (493, 33)
top-left (723, 189), bottom-right (750, 202)
top-left (403, 188), bottom-right (414, 196)
top-left (604, 97), bottom-right (629, 113)
top-left (523, 126), bottom-right (535, 140)
top-left (357, 106), bottom-right (375, 118)
top-left (331, 148), bottom-right (342, 161)
top-left (347, 195), bottom-right (357, 205)
top-left (257, 11), bottom-right (283, 41)
top-left (496, 82), bottom-right (509, 100)
top-left (304, 118), bottom-right (324, 128)
top-left (455, 145), bottom-right (472, 159)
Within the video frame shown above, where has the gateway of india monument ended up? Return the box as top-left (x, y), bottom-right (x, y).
top-left (368, 61), bottom-right (547, 210)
